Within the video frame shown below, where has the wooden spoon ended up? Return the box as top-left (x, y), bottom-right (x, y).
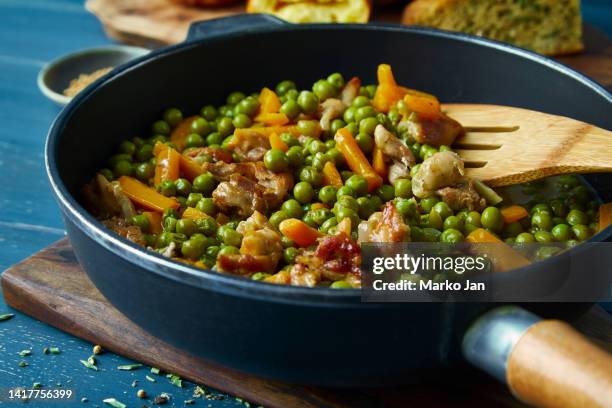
top-left (443, 104), bottom-right (612, 187)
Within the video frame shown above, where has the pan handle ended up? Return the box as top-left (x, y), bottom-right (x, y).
top-left (462, 306), bottom-right (612, 408)
top-left (186, 14), bottom-right (288, 42)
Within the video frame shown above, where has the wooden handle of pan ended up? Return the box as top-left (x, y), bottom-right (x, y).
top-left (507, 320), bottom-right (612, 408)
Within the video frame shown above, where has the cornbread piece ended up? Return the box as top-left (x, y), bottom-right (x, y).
top-left (247, 0), bottom-right (371, 23)
top-left (402, 0), bottom-right (584, 56)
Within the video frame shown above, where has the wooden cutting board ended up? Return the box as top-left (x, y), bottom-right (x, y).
top-left (86, 0), bottom-right (612, 90)
top-left (2, 239), bottom-right (612, 408)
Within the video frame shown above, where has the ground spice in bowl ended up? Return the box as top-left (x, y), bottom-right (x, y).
top-left (63, 67), bottom-right (112, 97)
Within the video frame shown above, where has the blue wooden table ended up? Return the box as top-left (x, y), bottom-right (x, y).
top-left (0, 1), bottom-right (610, 407)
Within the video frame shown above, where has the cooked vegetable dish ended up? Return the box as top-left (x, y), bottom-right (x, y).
top-left (84, 64), bottom-right (604, 288)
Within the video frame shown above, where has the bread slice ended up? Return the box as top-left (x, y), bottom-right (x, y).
top-left (402, 0), bottom-right (584, 56)
top-left (246, 0), bottom-right (371, 23)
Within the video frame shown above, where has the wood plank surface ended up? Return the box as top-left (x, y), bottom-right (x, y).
top-left (3, 238), bottom-right (612, 408)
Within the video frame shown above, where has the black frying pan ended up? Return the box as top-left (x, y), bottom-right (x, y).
top-left (45, 15), bottom-right (612, 407)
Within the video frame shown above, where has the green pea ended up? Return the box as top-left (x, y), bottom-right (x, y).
top-left (428, 211), bottom-right (443, 230)
top-left (335, 206), bottom-right (359, 225)
top-left (318, 186), bottom-right (337, 205)
top-left (441, 229), bottom-right (464, 243)
top-left (157, 180), bottom-right (175, 197)
top-left (299, 166), bottom-right (323, 187)
top-left (481, 207), bottom-right (503, 232)
top-left (551, 224), bottom-right (571, 241)
top-left (443, 215), bottom-right (463, 231)
top-left (281, 236), bottom-right (295, 248)
top-left (200, 105), bottom-right (217, 121)
top-left (149, 134), bottom-right (167, 145)
top-left (308, 140), bottom-right (326, 155)
top-left (217, 117), bottom-right (235, 136)
top-left (234, 97), bottom-right (260, 117)
top-left (312, 208), bottom-right (333, 225)
top-left (230, 113), bottom-right (249, 129)
top-left (130, 214), bottom-right (150, 231)
top-left (205, 245), bottom-right (220, 258)
top-left (286, 146), bottom-right (304, 168)
top-left (192, 172), bottom-right (216, 194)
top-left (176, 219), bottom-right (197, 236)
top-left (226, 91), bottom-right (245, 105)
top-left (176, 196), bottom-right (187, 208)
top-left (297, 91), bottom-right (319, 115)
top-left (354, 106), bottom-right (377, 123)
top-left (534, 230), bottom-right (554, 243)
top-left (202, 132), bottom-right (220, 146)
top-left (548, 199), bottom-right (568, 218)
top-left (502, 221), bottom-right (523, 238)
top-left (393, 178), bottom-right (412, 199)
top-left (327, 147), bottom-right (344, 166)
top-left (217, 225), bottom-right (243, 247)
top-left (464, 223), bottom-right (480, 234)
top-left (346, 175), bottom-right (368, 197)
top-left (276, 80), bottom-right (297, 96)
top-left (157, 231), bottom-right (173, 247)
top-left (422, 228), bottom-right (441, 243)
top-left (432, 202), bottom-right (453, 220)
top-left (294, 181), bottom-right (314, 204)
top-left (340, 170), bottom-right (353, 182)
top-left (464, 211), bottom-right (481, 227)
top-left (330, 119), bottom-right (346, 135)
top-left (320, 217), bottom-right (338, 233)
top-left (186, 193), bottom-right (203, 208)
top-left (312, 79), bottom-right (336, 100)
top-left (264, 149), bottom-right (289, 172)
top-left (283, 247), bottom-right (299, 264)
top-left (280, 133), bottom-right (299, 147)
top-left (187, 118), bottom-right (208, 137)
top-left (572, 224), bottom-right (591, 241)
top-left (180, 238), bottom-right (205, 260)
top-left (566, 209), bottom-right (588, 226)
top-left (312, 152), bottom-right (329, 170)
top-left (174, 178), bottom-right (191, 197)
top-left (302, 211), bottom-right (317, 228)
top-left (117, 140), bottom-right (136, 156)
top-left (269, 211), bottom-right (289, 229)
top-left (330, 281), bottom-right (352, 289)
top-left (419, 144), bottom-right (438, 160)
top-left (196, 198), bottom-right (216, 216)
top-left (337, 186), bottom-right (356, 198)
top-left (281, 199), bottom-right (304, 218)
top-left (530, 203), bottom-right (551, 214)
top-left (327, 73), bottom-right (344, 89)
top-left (218, 245), bottom-right (240, 256)
top-left (419, 196), bottom-right (439, 213)
top-left (359, 117), bottom-right (379, 136)
top-left (196, 217), bottom-right (217, 236)
top-left (134, 162), bottom-right (154, 181)
top-left (163, 208), bottom-right (180, 219)
top-left (185, 133), bottom-right (205, 148)
top-left (152, 120), bottom-right (170, 135)
top-left (396, 198), bottom-right (416, 218)
top-left (336, 195), bottom-right (359, 212)
top-left (343, 107), bottom-right (356, 123)
top-left (112, 159), bottom-right (132, 177)
top-left (345, 123), bottom-right (358, 137)
top-left (376, 184), bottom-right (395, 202)
top-left (352, 96), bottom-right (370, 108)
top-left (355, 133), bottom-right (373, 154)
top-left (531, 211), bottom-right (553, 231)
top-left (297, 120), bottom-right (320, 138)
top-left (280, 99), bottom-right (301, 120)
top-left (354, 197), bottom-right (371, 219)
top-left (534, 246), bottom-right (561, 261)
top-left (135, 144), bottom-right (154, 162)
top-left (99, 168), bottom-right (113, 181)
top-left (163, 216), bottom-right (177, 232)
top-left (369, 192), bottom-right (383, 209)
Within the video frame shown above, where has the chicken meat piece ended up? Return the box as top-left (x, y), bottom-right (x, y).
top-left (412, 151), bottom-right (465, 198)
top-left (83, 174), bottom-right (136, 219)
top-left (436, 181), bottom-right (486, 212)
top-left (358, 202), bottom-right (410, 243)
top-left (183, 146), bottom-right (233, 164)
top-left (319, 98), bottom-right (346, 131)
top-left (102, 217), bottom-right (145, 246)
top-left (341, 76), bottom-right (361, 106)
top-left (212, 174), bottom-right (268, 217)
top-left (290, 261), bottom-right (322, 287)
top-left (374, 124), bottom-right (416, 168)
top-left (227, 129), bottom-right (270, 162)
top-left (388, 161), bottom-right (411, 185)
top-left (217, 212), bottom-right (283, 275)
top-left (401, 113), bottom-right (464, 147)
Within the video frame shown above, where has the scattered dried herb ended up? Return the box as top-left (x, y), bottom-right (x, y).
top-left (43, 347), bottom-right (49, 354)
top-left (151, 367), bottom-right (161, 375)
top-left (32, 383), bottom-right (41, 389)
top-left (146, 375), bottom-right (156, 383)
top-left (81, 397), bottom-right (89, 403)
top-left (19, 350), bottom-right (32, 357)
top-left (49, 347), bottom-right (61, 354)
top-left (87, 356), bottom-right (96, 366)
top-left (154, 392), bottom-right (170, 405)
top-left (80, 359), bottom-right (98, 371)
top-left (193, 386), bottom-right (208, 398)
top-left (0, 313), bottom-right (15, 321)
top-left (103, 398), bottom-right (126, 408)
top-left (131, 380), bottom-right (138, 388)
top-left (118, 364), bottom-right (143, 371)
top-left (18, 361), bottom-right (28, 367)
top-left (185, 399), bottom-right (195, 405)
top-left (167, 374), bottom-right (183, 388)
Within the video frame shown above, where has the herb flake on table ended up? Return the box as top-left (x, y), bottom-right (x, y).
top-left (154, 392), bottom-right (170, 405)
top-left (18, 361), bottom-right (28, 367)
top-left (151, 367), bottom-right (161, 375)
top-left (19, 350), bottom-right (32, 357)
top-left (167, 373), bottom-right (183, 387)
top-left (146, 375), bottom-right (156, 383)
top-left (102, 398), bottom-right (126, 408)
top-left (49, 347), bottom-right (61, 354)
top-left (80, 359), bottom-right (98, 371)
top-left (0, 313), bottom-right (15, 321)
top-left (32, 383), bottom-right (41, 389)
top-left (118, 363), bottom-right (142, 371)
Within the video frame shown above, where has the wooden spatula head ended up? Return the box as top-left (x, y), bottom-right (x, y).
top-left (443, 104), bottom-right (612, 187)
